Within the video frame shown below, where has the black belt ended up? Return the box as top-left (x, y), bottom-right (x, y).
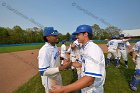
top-left (120, 49), bottom-right (125, 50)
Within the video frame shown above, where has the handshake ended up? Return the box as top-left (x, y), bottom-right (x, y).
top-left (59, 59), bottom-right (72, 71)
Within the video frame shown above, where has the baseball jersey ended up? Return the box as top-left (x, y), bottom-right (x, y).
top-left (107, 39), bottom-right (124, 50)
top-left (118, 40), bottom-right (130, 50)
top-left (79, 40), bottom-right (106, 93)
top-left (71, 40), bottom-right (82, 61)
top-left (132, 41), bottom-right (140, 69)
top-left (38, 42), bottom-right (62, 91)
top-left (73, 39), bottom-right (82, 49)
top-left (132, 41), bottom-right (140, 56)
top-left (61, 44), bottom-right (66, 58)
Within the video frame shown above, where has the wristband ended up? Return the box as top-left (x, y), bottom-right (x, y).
top-left (132, 58), bottom-right (136, 62)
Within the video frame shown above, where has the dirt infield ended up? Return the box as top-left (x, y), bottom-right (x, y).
top-left (0, 49), bottom-right (39, 93)
top-left (0, 44), bottom-right (134, 93)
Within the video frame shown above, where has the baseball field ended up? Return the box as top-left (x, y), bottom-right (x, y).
top-left (0, 43), bottom-right (140, 93)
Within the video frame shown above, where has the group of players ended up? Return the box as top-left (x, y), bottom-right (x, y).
top-left (106, 34), bottom-right (140, 91)
top-left (38, 25), bottom-right (106, 93)
top-left (38, 25), bottom-right (140, 92)
top-left (106, 34), bottom-right (131, 68)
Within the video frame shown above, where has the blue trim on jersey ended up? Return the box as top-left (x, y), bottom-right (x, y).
top-left (39, 71), bottom-right (45, 76)
top-left (39, 66), bottom-right (50, 70)
top-left (85, 72), bottom-right (102, 76)
top-left (74, 42), bottom-right (79, 46)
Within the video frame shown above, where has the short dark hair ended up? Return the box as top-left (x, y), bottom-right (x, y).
top-left (43, 36), bottom-right (48, 42)
top-left (82, 32), bottom-right (93, 39)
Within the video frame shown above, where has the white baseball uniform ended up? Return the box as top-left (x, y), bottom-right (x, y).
top-left (107, 39), bottom-right (123, 59)
top-left (132, 41), bottom-right (140, 69)
top-left (71, 40), bottom-right (81, 62)
top-left (130, 41), bottom-right (140, 91)
top-left (79, 40), bottom-right (106, 93)
top-left (60, 43), bottom-right (67, 64)
top-left (67, 39), bottom-right (82, 79)
top-left (61, 43), bottom-right (66, 58)
top-left (118, 40), bottom-right (131, 61)
top-left (38, 42), bottom-right (62, 93)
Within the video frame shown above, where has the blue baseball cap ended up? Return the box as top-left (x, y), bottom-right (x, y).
top-left (71, 34), bottom-right (77, 41)
top-left (119, 34), bottom-right (124, 37)
top-left (61, 40), bottom-right (66, 44)
top-left (73, 24), bottom-right (93, 35)
top-left (111, 36), bottom-right (116, 39)
top-left (43, 27), bottom-right (59, 36)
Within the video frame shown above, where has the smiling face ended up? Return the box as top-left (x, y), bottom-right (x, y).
top-left (47, 35), bottom-right (59, 46)
top-left (77, 33), bottom-right (85, 44)
top-left (76, 32), bottom-right (89, 45)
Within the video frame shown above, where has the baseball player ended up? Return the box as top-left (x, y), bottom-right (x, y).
top-left (106, 36), bottom-right (123, 67)
top-left (60, 40), bottom-right (67, 65)
top-left (50, 24), bottom-right (106, 93)
top-left (130, 41), bottom-right (140, 91)
top-left (106, 36), bottom-right (130, 68)
top-left (38, 27), bottom-right (71, 93)
top-left (118, 34), bottom-right (131, 68)
top-left (67, 34), bottom-right (82, 79)
top-left (106, 36), bottom-right (118, 67)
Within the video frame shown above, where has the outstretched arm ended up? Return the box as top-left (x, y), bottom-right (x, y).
top-left (72, 62), bottom-right (82, 68)
top-left (43, 59), bottom-right (71, 76)
top-left (49, 75), bottom-right (95, 93)
top-left (132, 51), bottom-right (137, 64)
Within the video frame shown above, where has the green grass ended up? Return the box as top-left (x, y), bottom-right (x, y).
top-left (12, 74), bottom-right (45, 93)
top-left (0, 42), bottom-right (92, 53)
top-left (13, 55), bottom-right (140, 93)
top-left (0, 44), bottom-right (44, 53)
top-left (1, 45), bottom-right (139, 93)
top-left (104, 55), bottom-right (140, 93)
top-left (0, 43), bottom-right (67, 53)
top-left (13, 70), bottom-right (77, 93)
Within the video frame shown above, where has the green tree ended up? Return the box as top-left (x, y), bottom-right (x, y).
top-left (0, 27), bottom-right (10, 44)
top-left (65, 32), bottom-right (71, 41)
top-left (12, 25), bottom-right (24, 43)
top-left (105, 26), bottom-right (121, 39)
top-left (92, 24), bottom-right (101, 39)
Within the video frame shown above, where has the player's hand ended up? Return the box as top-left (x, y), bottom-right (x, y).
top-left (49, 85), bottom-right (64, 93)
top-left (63, 59), bottom-right (71, 66)
top-left (132, 58), bottom-right (137, 65)
top-left (59, 60), bottom-right (71, 71)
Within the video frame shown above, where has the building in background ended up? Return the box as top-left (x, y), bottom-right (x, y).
top-left (122, 29), bottom-right (140, 37)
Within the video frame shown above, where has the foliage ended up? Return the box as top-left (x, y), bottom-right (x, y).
top-left (0, 24), bottom-right (123, 44)
top-left (92, 24), bottom-right (121, 40)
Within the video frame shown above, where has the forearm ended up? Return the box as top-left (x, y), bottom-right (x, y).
top-left (59, 64), bottom-right (70, 71)
top-left (59, 60), bottom-right (72, 71)
top-left (62, 76), bottom-right (95, 92)
top-left (43, 67), bottom-right (59, 76)
top-left (72, 62), bottom-right (82, 68)
top-left (123, 38), bottom-right (130, 42)
top-left (44, 60), bottom-right (72, 76)
top-left (44, 64), bottom-right (71, 76)
top-left (132, 51), bottom-right (137, 63)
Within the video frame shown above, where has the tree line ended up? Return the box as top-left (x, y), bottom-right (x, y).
top-left (0, 24), bottom-right (121, 44)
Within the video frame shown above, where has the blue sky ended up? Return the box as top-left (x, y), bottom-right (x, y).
top-left (0, 0), bottom-right (140, 34)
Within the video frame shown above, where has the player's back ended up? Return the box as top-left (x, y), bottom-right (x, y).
top-left (118, 39), bottom-right (130, 49)
top-left (107, 39), bottom-right (118, 49)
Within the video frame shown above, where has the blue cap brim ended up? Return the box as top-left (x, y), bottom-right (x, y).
top-left (50, 30), bottom-right (60, 36)
top-left (72, 32), bottom-right (79, 35)
top-left (51, 32), bottom-right (59, 36)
